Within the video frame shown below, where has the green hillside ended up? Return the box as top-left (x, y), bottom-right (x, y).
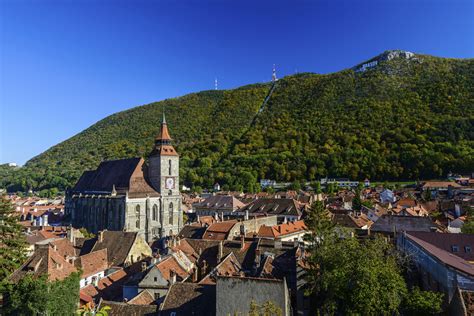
top-left (2, 51), bottom-right (473, 193)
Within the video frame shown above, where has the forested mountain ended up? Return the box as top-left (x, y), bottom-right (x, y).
top-left (2, 51), bottom-right (473, 193)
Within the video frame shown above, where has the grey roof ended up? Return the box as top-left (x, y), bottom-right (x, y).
top-left (177, 225), bottom-right (206, 239)
top-left (238, 198), bottom-right (303, 216)
top-left (99, 300), bottom-right (158, 316)
top-left (73, 158), bottom-right (141, 193)
top-left (371, 215), bottom-right (436, 233)
top-left (160, 283), bottom-right (215, 315)
top-left (91, 231), bottom-right (138, 266)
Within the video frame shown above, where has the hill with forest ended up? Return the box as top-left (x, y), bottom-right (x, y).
top-left (2, 50), bottom-right (473, 193)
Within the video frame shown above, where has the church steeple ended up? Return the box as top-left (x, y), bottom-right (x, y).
top-left (151, 112), bottom-right (177, 156)
top-left (155, 112), bottom-right (172, 145)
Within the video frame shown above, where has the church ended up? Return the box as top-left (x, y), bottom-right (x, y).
top-left (65, 115), bottom-right (182, 242)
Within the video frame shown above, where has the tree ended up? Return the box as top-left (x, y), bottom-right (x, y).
top-left (462, 220), bottom-right (474, 234)
top-left (248, 300), bottom-right (282, 316)
top-left (305, 234), bottom-right (407, 315)
top-left (352, 186), bottom-right (362, 211)
top-left (5, 272), bottom-right (81, 315)
top-left (403, 287), bottom-right (444, 315)
top-left (0, 196), bottom-right (27, 291)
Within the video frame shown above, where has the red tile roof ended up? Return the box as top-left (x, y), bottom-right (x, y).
top-left (257, 220), bottom-right (307, 238)
top-left (77, 249), bottom-right (108, 278)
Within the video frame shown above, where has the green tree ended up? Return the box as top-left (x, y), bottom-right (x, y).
top-left (403, 287), bottom-right (444, 315)
top-left (462, 221), bottom-right (474, 234)
top-left (5, 272), bottom-right (81, 315)
top-left (352, 187), bottom-right (362, 211)
top-left (248, 300), bottom-right (282, 316)
top-left (0, 196), bottom-right (27, 291)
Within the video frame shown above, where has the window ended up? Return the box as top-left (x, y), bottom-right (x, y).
top-left (154, 277), bottom-right (158, 282)
top-left (452, 245), bottom-right (459, 252)
top-left (466, 246), bottom-right (472, 253)
top-left (169, 202), bottom-right (174, 225)
top-left (153, 204), bottom-right (158, 221)
top-left (168, 190), bottom-right (172, 196)
top-left (154, 292), bottom-right (160, 300)
top-left (169, 160), bottom-right (172, 176)
top-left (135, 205), bottom-right (141, 228)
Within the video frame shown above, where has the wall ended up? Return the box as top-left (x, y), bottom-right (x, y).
top-left (125, 234), bottom-right (152, 266)
top-left (227, 216), bottom-right (278, 240)
top-left (216, 277), bottom-right (290, 316)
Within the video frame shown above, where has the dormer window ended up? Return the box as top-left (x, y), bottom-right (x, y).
top-left (452, 245), bottom-right (459, 252)
top-left (466, 246), bottom-right (472, 253)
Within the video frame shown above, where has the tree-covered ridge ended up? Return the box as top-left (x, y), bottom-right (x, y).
top-left (2, 52), bottom-right (473, 192)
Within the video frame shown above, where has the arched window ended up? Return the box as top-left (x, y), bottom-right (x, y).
top-left (153, 204), bottom-right (158, 221)
top-left (168, 159), bottom-right (172, 176)
top-left (135, 205), bottom-right (140, 228)
top-left (169, 202), bottom-right (174, 225)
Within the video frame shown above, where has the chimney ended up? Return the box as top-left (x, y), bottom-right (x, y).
top-left (293, 238), bottom-right (299, 248)
top-left (170, 269), bottom-right (176, 285)
top-left (244, 210), bottom-right (249, 221)
top-left (141, 262), bottom-right (147, 272)
top-left (274, 239), bottom-right (282, 249)
top-left (202, 260), bottom-right (208, 276)
top-left (193, 268), bottom-right (198, 282)
top-left (255, 249), bottom-right (261, 268)
top-left (240, 235), bottom-right (245, 250)
top-left (99, 231), bottom-right (104, 243)
top-left (218, 241), bottom-right (223, 263)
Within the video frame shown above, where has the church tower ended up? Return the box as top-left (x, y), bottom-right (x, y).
top-left (149, 113), bottom-right (181, 237)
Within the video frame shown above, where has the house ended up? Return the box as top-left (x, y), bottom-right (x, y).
top-left (361, 204), bottom-right (387, 222)
top-left (90, 231), bottom-right (152, 267)
top-left (160, 283), bottom-right (216, 316)
top-left (9, 243), bottom-right (77, 282)
top-left (193, 195), bottom-right (246, 217)
top-left (397, 232), bottom-right (474, 305)
top-left (257, 220), bottom-right (307, 241)
top-left (123, 250), bottom-right (194, 302)
top-left (77, 249), bottom-right (108, 288)
top-left (202, 220), bottom-right (238, 240)
top-left (236, 198), bottom-right (305, 221)
top-left (380, 189), bottom-right (396, 204)
top-left (332, 213), bottom-right (373, 230)
top-left (370, 215), bottom-right (439, 236)
top-left (201, 216), bottom-right (279, 241)
top-left (96, 299), bottom-right (158, 316)
top-left (216, 276), bottom-right (291, 316)
top-left (199, 252), bottom-right (242, 284)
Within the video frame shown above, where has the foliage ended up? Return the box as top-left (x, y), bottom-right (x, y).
top-left (352, 187), bottom-right (362, 211)
top-left (248, 300), bottom-right (282, 316)
top-left (1, 54), bottom-right (473, 192)
top-left (0, 196), bottom-right (27, 292)
top-left (5, 272), bottom-right (81, 315)
top-left (402, 286), bottom-right (444, 315)
top-left (462, 220), bottom-right (474, 234)
top-left (79, 227), bottom-right (96, 238)
top-left (77, 305), bottom-right (112, 316)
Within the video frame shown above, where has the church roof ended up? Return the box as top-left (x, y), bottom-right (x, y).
top-left (72, 157), bottom-right (160, 197)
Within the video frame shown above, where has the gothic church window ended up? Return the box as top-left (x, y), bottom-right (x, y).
top-left (169, 160), bottom-right (172, 176)
top-left (153, 204), bottom-right (158, 221)
top-left (135, 205), bottom-right (140, 228)
top-left (169, 202), bottom-right (173, 225)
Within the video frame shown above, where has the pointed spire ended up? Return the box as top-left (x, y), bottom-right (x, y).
top-left (111, 184), bottom-right (117, 196)
top-left (162, 110), bottom-right (167, 124)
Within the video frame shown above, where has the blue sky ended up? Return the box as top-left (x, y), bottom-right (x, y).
top-left (1, 0), bottom-right (473, 165)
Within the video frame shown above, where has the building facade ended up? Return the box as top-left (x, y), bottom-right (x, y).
top-left (65, 115), bottom-right (182, 242)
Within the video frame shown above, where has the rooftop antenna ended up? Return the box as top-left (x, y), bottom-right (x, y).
top-left (215, 77), bottom-right (218, 90)
top-left (272, 64), bottom-right (278, 82)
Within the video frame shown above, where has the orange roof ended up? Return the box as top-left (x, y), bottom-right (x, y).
top-left (199, 252), bottom-right (242, 285)
top-left (129, 289), bottom-right (155, 305)
top-left (156, 257), bottom-right (189, 281)
top-left (78, 249), bottom-right (108, 278)
top-left (156, 121), bottom-right (172, 141)
top-left (203, 220), bottom-right (238, 240)
top-left (422, 181), bottom-right (461, 188)
top-left (258, 220), bottom-right (307, 238)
